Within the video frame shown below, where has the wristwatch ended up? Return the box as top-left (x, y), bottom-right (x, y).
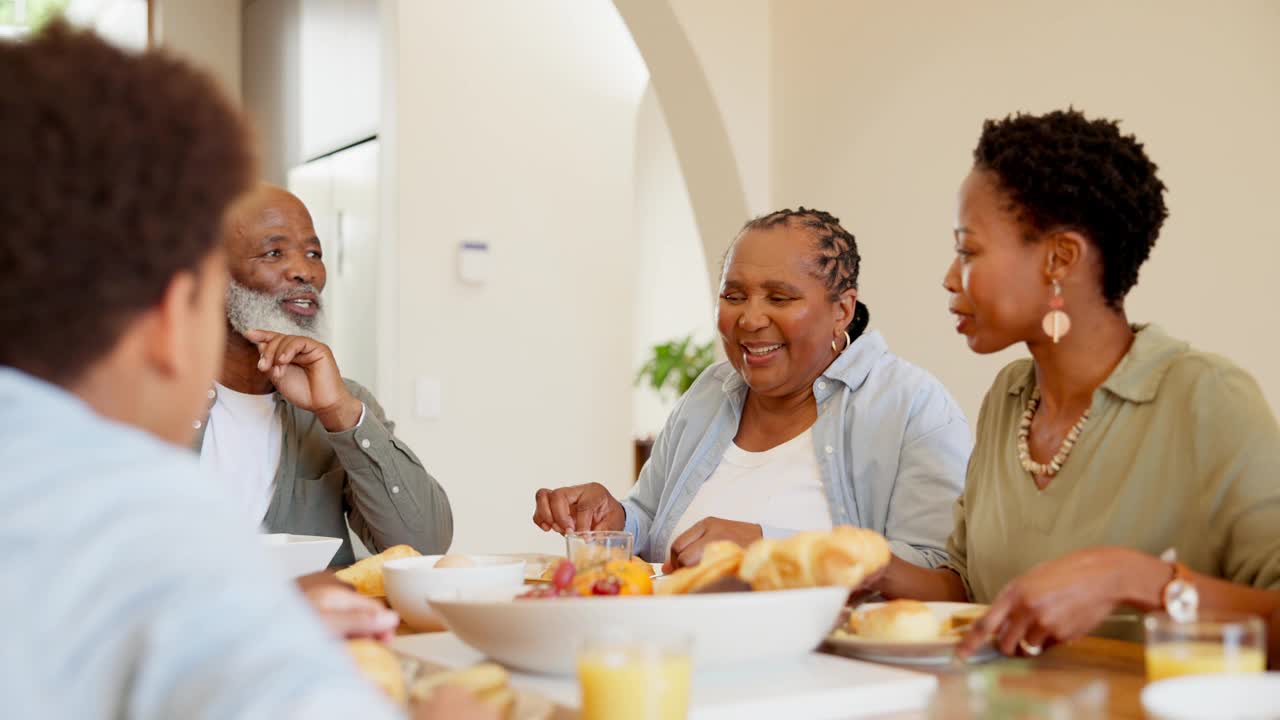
top-left (1159, 548), bottom-right (1199, 622)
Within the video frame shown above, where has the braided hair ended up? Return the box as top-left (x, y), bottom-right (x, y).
top-left (738, 207), bottom-right (871, 342)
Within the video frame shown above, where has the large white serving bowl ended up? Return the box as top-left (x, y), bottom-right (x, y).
top-left (1141, 673), bottom-right (1280, 720)
top-left (429, 585), bottom-right (850, 675)
top-left (384, 555), bottom-right (526, 632)
top-left (260, 533), bottom-right (342, 578)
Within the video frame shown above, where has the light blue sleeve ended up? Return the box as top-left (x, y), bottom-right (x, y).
top-left (884, 393), bottom-right (971, 569)
top-left (622, 427), bottom-right (667, 561)
top-left (622, 383), bottom-right (697, 561)
top-left (54, 456), bottom-right (403, 720)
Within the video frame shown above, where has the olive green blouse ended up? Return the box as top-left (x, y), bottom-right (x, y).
top-left (945, 324), bottom-right (1280, 605)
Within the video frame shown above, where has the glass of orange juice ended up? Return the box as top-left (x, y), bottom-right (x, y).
top-left (1143, 611), bottom-right (1266, 681)
top-left (577, 632), bottom-right (692, 720)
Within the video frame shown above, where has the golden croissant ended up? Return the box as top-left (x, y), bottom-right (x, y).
top-left (739, 526), bottom-right (890, 591)
top-left (655, 526), bottom-right (890, 594)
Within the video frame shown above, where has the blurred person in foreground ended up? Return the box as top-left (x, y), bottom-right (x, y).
top-left (0, 23), bottom-right (490, 720)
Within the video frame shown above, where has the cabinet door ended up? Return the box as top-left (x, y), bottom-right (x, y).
top-left (298, 0), bottom-right (380, 160)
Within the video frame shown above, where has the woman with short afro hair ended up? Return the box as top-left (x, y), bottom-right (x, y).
top-left (869, 108), bottom-right (1280, 659)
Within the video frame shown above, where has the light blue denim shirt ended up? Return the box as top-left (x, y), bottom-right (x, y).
top-left (0, 368), bottom-right (401, 720)
top-left (623, 331), bottom-right (970, 568)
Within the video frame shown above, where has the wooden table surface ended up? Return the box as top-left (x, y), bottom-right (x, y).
top-left (859, 636), bottom-right (1147, 719)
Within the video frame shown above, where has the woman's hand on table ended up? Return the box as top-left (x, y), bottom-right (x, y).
top-left (412, 686), bottom-right (500, 720)
top-left (663, 517), bottom-right (763, 573)
top-left (532, 482), bottom-right (625, 534)
top-left (957, 546), bottom-right (1158, 659)
top-left (303, 584), bottom-right (400, 643)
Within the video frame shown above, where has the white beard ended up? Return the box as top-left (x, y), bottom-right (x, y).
top-left (225, 279), bottom-right (328, 341)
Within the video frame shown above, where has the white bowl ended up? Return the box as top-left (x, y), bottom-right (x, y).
top-left (260, 533), bottom-right (342, 578)
top-left (384, 555), bottom-right (526, 632)
top-left (429, 585), bottom-right (850, 675)
top-left (1142, 673), bottom-right (1280, 720)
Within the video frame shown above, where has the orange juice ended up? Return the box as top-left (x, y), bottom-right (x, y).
top-left (577, 653), bottom-right (692, 720)
top-left (1145, 641), bottom-right (1266, 681)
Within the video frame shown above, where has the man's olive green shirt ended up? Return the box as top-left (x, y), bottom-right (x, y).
top-left (194, 379), bottom-right (452, 565)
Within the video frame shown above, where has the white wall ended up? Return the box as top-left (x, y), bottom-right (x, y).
top-left (632, 86), bottom-right (714, 437)
top-left (669, 0), bottom-right (772, 217)
top-left (387, 0), bottom-right (649, 555)
top-left (766, 0), bottom-right (1280, 423)
top-left (153, 0), bottom-right (240, 100)
top-left (242, 0), bottom-right (301, 185)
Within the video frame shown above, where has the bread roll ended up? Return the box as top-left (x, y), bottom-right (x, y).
top-left (334, 544), bottom-right (421, 596)
top-left (410, 662), bottom-right (509, 701)
top-left (737, 526), bottom-right (890, 591)
top-left (346, 639), bottom-right (407, 705)
top-left (654, 541), bottom-right (744, 595)
top-left (944, 606), bottom-right (987, 634)
top-left (849, 600), bottom-right (942, 641)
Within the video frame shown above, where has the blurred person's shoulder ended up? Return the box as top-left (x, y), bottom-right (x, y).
top-left (0, 367), bottom-right (225, 525)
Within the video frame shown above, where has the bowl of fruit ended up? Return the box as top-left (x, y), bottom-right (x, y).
top-left (428, 554), bottom-right (850, 675)
top-left (523, 556), bottom-right (655, 598)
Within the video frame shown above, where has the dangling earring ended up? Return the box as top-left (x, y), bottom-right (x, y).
top-left (831, 330), bottom-right (852, 353)
top-left (1042, 279), bottom-right (1070, 343)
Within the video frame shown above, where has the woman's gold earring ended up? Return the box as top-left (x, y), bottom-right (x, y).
top-left (831, 330), bottom-right (852, 353)
top-left (1042, 279), bottom-right (1070, 343)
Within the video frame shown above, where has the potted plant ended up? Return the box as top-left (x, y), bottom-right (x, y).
top-left (634, 334), bottom-right (716, 400)
top-left (632, 335), bottom-right (715, 479)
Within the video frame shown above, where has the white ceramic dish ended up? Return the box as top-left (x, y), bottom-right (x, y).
top-left (429, 585), bottom-right (850, 675)
top-left (1142, 673), bottom-right (1280, 720)
top-left (826, 602), bottom-right (999, 665)
top-left (384, 555), bottom-right (526, 632)
top-left (260, 533), bottom-right (342, 578)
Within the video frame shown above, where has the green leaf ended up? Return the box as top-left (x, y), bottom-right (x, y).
top-left (634, 334), bottom-right (717, 399)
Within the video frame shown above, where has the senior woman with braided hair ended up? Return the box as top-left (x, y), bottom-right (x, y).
top-left (533, 208), bottom-right (970, 571)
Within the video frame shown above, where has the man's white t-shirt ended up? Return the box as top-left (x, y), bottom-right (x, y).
top-left (199, 382), bottom-right (281, 525)
top-left (669, 430), bottom-right (832, 542)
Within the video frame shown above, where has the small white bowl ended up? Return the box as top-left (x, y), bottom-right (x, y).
top-left (260, 533), bottom-right (343, 578)
top-left (384, 555), bottom-right (526, 632)
top-left (1142, 673), bottom-right (1280, 720)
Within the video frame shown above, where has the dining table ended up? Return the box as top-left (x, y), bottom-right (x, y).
top-left (860, 636), bottom-right (1147, 719)
top-left (393, 620), bottom-right (1148, 719)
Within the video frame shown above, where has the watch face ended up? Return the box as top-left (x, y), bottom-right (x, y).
top-left (1165, 580), bottom-right (1200, 623)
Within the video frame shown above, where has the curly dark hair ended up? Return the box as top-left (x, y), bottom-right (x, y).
top-left (0, 23), bottom-right (255, 383)
top-left (739, 207), bottom-right (871, 340)
top-left (973, 108), bottom-right (1168, 309)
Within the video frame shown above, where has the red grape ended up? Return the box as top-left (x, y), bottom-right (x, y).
top-left (591, 577), bottom-right (621, 596)
top-left (551, 560), bottom-right (576, 590)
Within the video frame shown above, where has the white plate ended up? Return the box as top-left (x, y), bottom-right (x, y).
top-left (1142, 673), bottom-right (1280, 720)
top-left (260, 533), bottom-right (342, 578)
top-left (430, 585), bottom-right (850, 675)
top-left (826, 602), bottom-right (998, 665)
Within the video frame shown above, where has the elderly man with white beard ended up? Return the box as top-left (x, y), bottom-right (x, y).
top-left (196, 184), bottom-right (452, 564)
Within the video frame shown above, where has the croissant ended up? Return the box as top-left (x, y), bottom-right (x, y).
top-left (654, 541), bottom-right (744, 595)
top-left (738, 526), bottom-right (889, 591)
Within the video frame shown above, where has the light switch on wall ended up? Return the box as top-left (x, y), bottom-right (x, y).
top-left (458, 240), bottom-right (490, 285)
top-left (414, 377), bottom-right (442, 420)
